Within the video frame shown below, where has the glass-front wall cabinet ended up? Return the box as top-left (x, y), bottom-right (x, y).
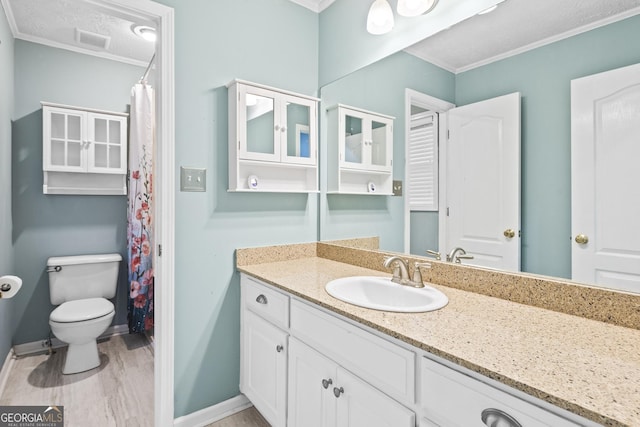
top-left (341, 107), bottom-right (393, 173)
top-left (228, 80), bottom-right (319, 192)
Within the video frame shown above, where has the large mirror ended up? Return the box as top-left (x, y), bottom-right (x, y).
top-left (318, 2), bottom-right (640, 294)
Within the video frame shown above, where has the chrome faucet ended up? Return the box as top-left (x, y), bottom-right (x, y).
top-left (383, 256), bottom-right (431, 288)
top-left (446, 247), bottom-right (474, 264)
top-left (383, 256), bottom-right (409, 285)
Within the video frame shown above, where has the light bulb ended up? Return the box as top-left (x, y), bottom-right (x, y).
top-left (397, 0), bottom-right (438, 17)
top-left (367, 0), bottom-right (394, 35)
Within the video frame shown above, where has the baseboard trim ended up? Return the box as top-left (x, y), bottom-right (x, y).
top-left (12, 324), bottom-right (130, 357)
top-left (173, 395), bottom-right (252, 427)
top-left (0, 349), bottom-right (16, 398)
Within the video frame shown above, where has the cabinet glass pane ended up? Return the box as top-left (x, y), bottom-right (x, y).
top-left (246, 94), bottom-right (275, 155)
top-left (371, 121), bottom-right (388, 167)
top-left (68, 115), bottom-right (81, 141)
top-left (68, 142), bottom-right (82, 167)
top-left (345, 115), bottom-right (363, 164)
top-left (109, 145), bottom-right (121, 169)
top-left (109, 120), bottom-right (121, 144)
top-left (51, 113), bottom-right (66, 139)
top-left (51, 140), bottom-right (66, 166)
top-left (94, 118), bottom-right (107, 143)
top-left (286, 102), bottom-right (311, 158)
top-left (94, 144), bottom-right (107, 168)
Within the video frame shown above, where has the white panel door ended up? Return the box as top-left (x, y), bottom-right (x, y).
top-left (241, 310), bottom-right (287, 427)
top-left (445, 92), bottom-right (521, 271)
top-left (571, 63), bottom-right (640, 292)
top-left (288, 338), bottom-right (336, 427)
top-left (335, 367), bottom-right (414, 427)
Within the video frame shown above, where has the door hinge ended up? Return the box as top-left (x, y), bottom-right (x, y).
top-left (447, 129), bottom-right (450, 140)
top-left (446, 207), bottom-right (450, 216)
top-left (158, 244), bottom-right (162, 257)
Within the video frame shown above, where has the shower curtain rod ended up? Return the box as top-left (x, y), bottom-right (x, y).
top-left (139, 53), bottom-right (156, 83)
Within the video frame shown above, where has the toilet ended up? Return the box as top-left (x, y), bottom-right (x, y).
top-left (47, 253), bottom-right (122, 375)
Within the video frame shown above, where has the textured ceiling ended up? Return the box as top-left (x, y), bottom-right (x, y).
top-left (2, 0), bottom-right (640, 72)
top-left (404, 0), bottom-right (640, 73)
top-left (1, 0), bottom-right (156, 66)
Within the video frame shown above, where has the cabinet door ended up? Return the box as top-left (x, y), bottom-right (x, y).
top-left (87, 113), bottom-right (127, 173)
top-left (368, 116), bottom-right (393, 172)
top-left (43, 107), bottom-right (86, 172)
top-left (288, 338), bottom-right (336, 427)
top-left (335, 368), bottom-right (414, 427)
top-left (242, 310), bottom-right (288, 427)
top-left (238, 85), bottom-right (281, 162)
top-left (339, 108), bottom-right (368, 170)
top-left (281, 94), bottom-right (317, 166)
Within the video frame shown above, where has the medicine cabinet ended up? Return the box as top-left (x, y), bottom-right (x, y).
top-left (42, 102), bottom-right (128, 195)
top-left (228, 80), bottom-right (319, 193)
top-left (327, 104), bottom-right (394, 195)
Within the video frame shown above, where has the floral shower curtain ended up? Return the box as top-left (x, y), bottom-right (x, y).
top-left (127, 83), bottom-right (155, 333)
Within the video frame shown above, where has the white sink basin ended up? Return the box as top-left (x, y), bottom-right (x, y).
top-left (325, 276), bottom-right (448, 313)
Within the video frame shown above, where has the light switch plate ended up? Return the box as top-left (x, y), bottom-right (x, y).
top-left (180, 167), bottom-right (206, 192)
top-left (393, 180), bottom-right (403, 196)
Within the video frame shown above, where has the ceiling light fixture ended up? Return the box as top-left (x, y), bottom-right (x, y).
top-left (366, 0), bottom-right (395, 35)
top-left (397, 0), bottom-right (438, 17)
top-left (132, 25), bottom-right (157, 42)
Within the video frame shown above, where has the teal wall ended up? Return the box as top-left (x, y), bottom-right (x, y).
top-left (455, 14), bottom-right (640, 278)
top-left (0, 2), bottom-right (15, 365)
top-left (11, 40), bottom-right (143, 344)
top-left (319, 51), bottom-right (454, 251)
top-left (155, 0), bottom-right (319, 417)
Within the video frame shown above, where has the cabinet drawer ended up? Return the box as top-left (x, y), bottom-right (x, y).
top-left (290, 299), bottom-right (415, 404)
top-left (242, 276), bottom-right (289, 329)
top-left (420, 357), bottom-right (581, 427)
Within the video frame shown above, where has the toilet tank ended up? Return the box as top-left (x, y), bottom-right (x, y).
top-left (47, 253), bottom-right (122, 305)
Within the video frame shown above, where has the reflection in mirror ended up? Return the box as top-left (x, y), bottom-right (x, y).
top-left (371, 120), bottom-right (388, 167)
top-left (246, 93), bottom-right (275, 155)
top-left (319, 11), bottom-right (640, 294)
top-left (286, 102), bottom-right (311, 158)
top-left (345, 114), bottom-right (363, 164)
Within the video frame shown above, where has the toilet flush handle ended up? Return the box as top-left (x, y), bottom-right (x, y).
top-left (46, 266), bottom-right (62, 273)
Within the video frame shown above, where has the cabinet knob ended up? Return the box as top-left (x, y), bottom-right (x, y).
top-left (481, 408), bottom-right (522, 427)
top-left (255, 294), bottom-right (268, 304)
top-left (276, 344), bottom-right (284, 353)
top-left (281, 126), bottom-right (286, 132)
top-left (274, 125), bottom-right (280, 131)
top-left (333, 386), bottom-right (344, 398)
top-left (321, 378), bottom-right (333, 389)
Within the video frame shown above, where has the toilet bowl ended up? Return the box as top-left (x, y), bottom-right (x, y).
top-left (49, 298), bottom-right (115, 374)
top-left (47, 253), bottom-right (121, 375)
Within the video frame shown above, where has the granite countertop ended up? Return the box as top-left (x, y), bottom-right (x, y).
top-left (237, 256), bottom-right (640, 427)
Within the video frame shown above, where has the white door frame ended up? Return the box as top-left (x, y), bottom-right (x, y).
top-left (403, 89), bottom-right (455, 253)
top-left (100, 1), bottom-right (175, 426)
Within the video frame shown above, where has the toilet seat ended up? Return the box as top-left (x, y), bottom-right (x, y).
top-left (50, 298), bottom-right (114, 323)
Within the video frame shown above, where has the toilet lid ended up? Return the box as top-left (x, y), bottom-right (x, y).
top-left (50, 298), bottom-right (114, 323)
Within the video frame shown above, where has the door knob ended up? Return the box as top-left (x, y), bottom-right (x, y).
top-left (503, 229), bottom-right (516, 238)
top-left (575, 234), bottom-right (589, 244)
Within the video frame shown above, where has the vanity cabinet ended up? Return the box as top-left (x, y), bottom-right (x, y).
top-left (240, 277), bottom-right (289, 427)
top-left (327, 104), bottom-right (394, 195)
top-left (228, 80), bottom-right (319, 193)
top-left (42, 102), bottom-right (128, 195)
top-left (419, 357), bottom-right (583, 427)
top-left (289, 338), bottom-right (415, 427)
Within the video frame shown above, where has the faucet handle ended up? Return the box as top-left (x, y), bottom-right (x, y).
top-left (455, 254), bottom-right (474, 264)
top-left (410, 262), bottom-right (431, 286)
top-left (426, 250), bottom-right (441, 261)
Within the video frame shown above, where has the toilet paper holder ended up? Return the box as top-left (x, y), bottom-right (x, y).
top-left (0, 275), bottom-right (23, 299)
